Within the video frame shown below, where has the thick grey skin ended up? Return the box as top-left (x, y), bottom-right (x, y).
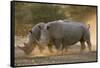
top-left (18, 22), bottom-right (46, 54)
top-left (40, 21), bottom-right (92, 53)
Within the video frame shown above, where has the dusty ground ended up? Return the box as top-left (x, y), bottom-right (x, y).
top-left (14, 36), bottom-right (97, 67)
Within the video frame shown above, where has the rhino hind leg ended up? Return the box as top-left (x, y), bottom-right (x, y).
top-left (80, 41), bottom-right (86, 52)
top-left (86, 40), bottom-right (92, 52)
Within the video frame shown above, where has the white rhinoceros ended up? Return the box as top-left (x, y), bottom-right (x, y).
top-left (39, 20), bottom-right (91, 53)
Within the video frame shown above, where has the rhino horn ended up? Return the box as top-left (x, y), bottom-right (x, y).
top-left (87, 24), bottom-right (90, 29)
top-left (17, 45), bottom-right (26, 51)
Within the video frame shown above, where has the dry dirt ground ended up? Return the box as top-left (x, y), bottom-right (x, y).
top-left (14, 36), bottom-right (97, 67)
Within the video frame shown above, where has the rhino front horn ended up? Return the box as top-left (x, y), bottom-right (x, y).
top-left (17, 45), bottom-right (26, 51)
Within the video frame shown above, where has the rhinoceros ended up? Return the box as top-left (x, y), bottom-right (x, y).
top-left (39, 20), bottom-right (92, 53)
top-left (18, 22), bottom-right (54, 54)
top-left (18, 22), bottom-right (46, 54)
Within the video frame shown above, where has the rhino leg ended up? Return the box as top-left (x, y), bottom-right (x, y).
top-left (80, 41), bottom-right (86, 52)
top-left (53, 39), bottom-right (62, 55)
top-left (47, 39), bottom-right (56, 53)
top-left (47, 43), bottom-right (53, 53)
top-left (86, 40), bottom-right (92, 52)
top-left (54, 40), bottom-right (62, 50)
top-left (62, 42), bottom-right (68, 55)
top-left (37, 44), bottom-right (44, 53)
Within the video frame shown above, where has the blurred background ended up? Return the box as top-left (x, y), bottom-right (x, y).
top-left (14, 2), bottom-right (97, 47)
top-left (14, 2), bottom-right (97, 65)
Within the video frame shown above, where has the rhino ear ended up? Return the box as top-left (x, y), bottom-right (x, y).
top-left (47, 25), bottom-right (50, 30)
top-left (38, 25), bottom-right (41, 29)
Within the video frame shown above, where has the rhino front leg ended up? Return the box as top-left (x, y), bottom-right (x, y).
top-left (37, 44), bottom-right (44, 53)
top-left (62, 42), bottom-right (69, 55)
top-left (54, 39), bottom-right (62, 55)
top-left (55, 40), bottom-right (62, 50)
top-left (47, 43), bottom-right (53, 53)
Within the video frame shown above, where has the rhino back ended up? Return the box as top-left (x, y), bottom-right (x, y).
top-left (47, 22), bottom-right (84, 45)
top-left (62, 22), bottom-right (84, 45)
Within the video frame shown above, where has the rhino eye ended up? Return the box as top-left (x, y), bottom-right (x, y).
top-left (29, 30), bottom-right (32, 34)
